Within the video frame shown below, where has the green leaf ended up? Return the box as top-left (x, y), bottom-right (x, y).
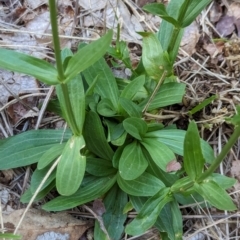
top-left (168, 200), bottom-right (183, 240)
top-left (193, 181), bottom-right (236, 211)
top-left (189, 95), bottom-right (217, 115)
top-left (64, 30), bottom-right (113, 82)
top-left (123, 117), bottom-right (148, 140)
top-left (86, 157), bottom-right (117, 176)
top-left (146, 149), bottom-right (179, 187)
top-left (156, 200), bottom-right (182, 240)
top-left (56, 135), bottom-right (86, 196)
top-left (67, 74), bottom-right (85, 133)
top-left (120, 75), bottom-right (145, 100)
top-left (143, 3), bottom-right (180, 27)
top-left (83, 57), bottom-right (119, 109)
top-left (141, 138), bottom-right (176, 171)
top-left (140, 32), bottom-right (172, 80)
top-left (184, 121), bottom-right (205, 180)
top-left (97, 98), bottom-right (117, 117)
top-left (30, 167), bottom-right (56, 193)
top-left (83, 111), bottom-right (114, 160)
top-left (37, 143), bottom-right (65, 169)
top-left (0, 49), bottom-right (59, 85)
top-left (43, 174), bottom-right (117, 211)
top-left (209, 173), bottom-right (236, 189)
top-left (0, 129), bottom-right (71, 169)
top-left (227, 105), bottom-right (240, 126)
top-left (21, 181), bottom-right (55, 203)
top-left (126, 187), bottom-right (172, 236)
top-left (0, 233), bottom-right (21, 239)
top-left (145, 129), bottom-right (215, 163)
top-left (94, 185), bottom-right (127, 240)
top-left (119, 141), bottom-right (148, 180)
top-left (170, 176), bottom-right (194, 193)
top-left (180, 0), bottom-right (212, 28)
top-left (158, 0), bottom-right (185, 61)
top-left (119, 98), bottom-right (142, 118)
top-left (117, 172), bottom-right (165, 196)
top-left (139, 82), bottom-right (186, 111)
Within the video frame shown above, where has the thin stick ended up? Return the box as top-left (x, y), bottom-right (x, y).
top-left (13, 156), bottom-right (61, 234)
top-left (142, 71), bottom-right (167, 114)
top-left (83, 205), bottom-right (111, 240)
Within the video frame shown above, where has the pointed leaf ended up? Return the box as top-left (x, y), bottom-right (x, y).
top-left (97, 98), bottom-right (117, 117)
top-left (0, 129), bottom-right (71, 169)
top-left (43, 174), bottom-right (117, 211)
top-left (64, 30), bottom-right (113, 82)
top-left (123, 117), bottom-right (148, 140)
top-left (184, 121), bottom-right (205, 180)
top-left (126, 187), bottom-right (172, 236)
top-left (94, 185), bottom-right (127, 240)
top-left (119, 98), bottom-right (142, 118)
top-left (181, 0), bottom-right (212, 28)
top-left (209, 173), bottom-right (236, 190)
top-left (68, 74), bottom-right (85, 133)
top-left (193, 181), bottom-right (236, 211)
top-left (141, 138), bottom-right (176, 171)
top-left (119, 141), bottom-right (148, 180)
top-left (30, 167), bottom-right (56, 193)
top-left (158, 0), bottom-right (185, 61)
top-left (120, 75), bottom-right (145, 100)
top-left (83, 57), bottom-right (119, 109)
top-left (56, 135), bottom-right (86, 196)
top-left (38, 143), bottom-right (65, 169)
top-left (0, 49), bottom-right (59, 85)
top-left (145, 129), bottom-right (215, 163)
top-left (143, 3), bottom-right (179, 27)
top-left (86, 157), bottom-right (117, 177)
top-left (140, 32), bottom-right (172, 80)
top-left (139, 82), bottom-right (186, 111)
top-left (83, 111), bottom-right (114, 160)
top-left (117, 172), bottom-right (165, 196)
top-left (21, 181), bottom-right (55, 203)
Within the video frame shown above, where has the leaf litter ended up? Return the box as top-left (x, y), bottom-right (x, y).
top-left (0, 0), bottom-right (240, 239)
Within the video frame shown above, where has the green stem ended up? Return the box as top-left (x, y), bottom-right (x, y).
top-left (49, 0), bottom-right (79, 135)
top-left (60, 84), bottom-right (80, 135)
top-left (49, 0), bottom-right (65, 81)
top-left (198, 125), bottom-right (240, 182)
top-left (167, 0), bottom-right (191, 62)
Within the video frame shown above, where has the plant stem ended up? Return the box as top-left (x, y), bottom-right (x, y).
top-left (49, 0), bottom-right (79, 135)
top-left (167, 0), bottom-right (191, 62)
top-left (49, 0), bottom-right (65, 81)
top-left (60, 83), bottom-right (80, 135)
top-left (198, 125), bottom-right (240, 182)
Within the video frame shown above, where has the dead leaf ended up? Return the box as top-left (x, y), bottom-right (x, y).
top-left (209, 2), bottom-right (222, 23)
top-left (203, 41), bottom-right (225, 57)
top-left (228, 2), bottom-right (240, 20)
top-left (231, 160), bottom-right (240, 180)
top-left (0, 71), bottom-right (39, 106)
top-left (166, 160), bottom-right (181, 172)
top-left (92, 199), bottom-right (106, 217)
top-left (216, 15), bottom-right (235, 37)
top-left (0, 169), bottom-right (14, 183)
top-left (78, 0), bottom-right (107, 11)
top-left (180, 21), bottom-right (200, 56)
top-left (26, 0), bottom-right (48, 10)
top-left (3, 208), bottom-right (93, 240)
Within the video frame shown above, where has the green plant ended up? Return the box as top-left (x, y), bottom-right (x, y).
top-left (0, 0), bottom-right (238, 239)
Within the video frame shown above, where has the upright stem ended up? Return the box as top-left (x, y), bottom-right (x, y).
top-left (198, 125), bottom-right (240, 182)
top-left (49, 0), bottom-right (65, 81)
top-left (48, 0), bottom-right (79, 135)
